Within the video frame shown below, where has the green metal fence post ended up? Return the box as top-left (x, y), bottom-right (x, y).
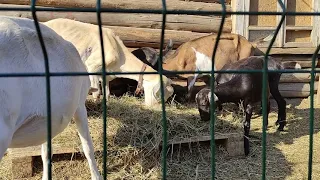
top-left (308, 44), bottom-right (320, 180)
top-left (96, 0), bottom-right (108, 179)
top-left (209, 1), bottom-right (227, 179)
top-left (30, 0), bottom-right (52, 179)
top-left (159, 1), bottom-right (168, 179)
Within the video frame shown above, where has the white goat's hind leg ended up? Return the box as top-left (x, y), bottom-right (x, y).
top-left (105, 82), bottom-right (110, 101)
top-left (0, 121), bottom-right (12, 160)
top-left (99, 77), bottom-right (110, 101)
top-left (74, 105), bottom-right (101, 180)
top-left (41, 143), bottom-right (53, 180)
top-left (90, 75), bottom-right (101, 100)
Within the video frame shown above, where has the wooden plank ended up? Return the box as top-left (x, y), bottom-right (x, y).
top-left (1, 0), bottom-right (231, 12)
top-left (183, 0), bottom-right (232, 4)
top-left (0, 5), bottom-right (231, 33)
top-left (225, 133), bottom-right (244, 157)
top-left (231, 0), bottom-right (246, 36)
top-left (254, 47), bottom-right (320, 55)
top-left (317, 71), bottom-right (320, 104)
top-left (277, 0), bottom-right (285, 48)
top-left (283, 42), bottom-right (314, 48)
top-left (8, 144), bottom-right (102, 179)
top-left (167, 134), bottom-right (228, 145)
top-left (164, 132), bottom-right (244, 157)
top-left (279, 91), bottom-right (310, 98)
top-left (313, 0), bottom-right (320, 47)
top-left (285, 26), bottom-right (313, 30)
top-left (8, 144), bottom-right (83, 158)
top-left (274, 55), bottom-right (318, 61)
top-left (248, 26), bottom-right (277, 30)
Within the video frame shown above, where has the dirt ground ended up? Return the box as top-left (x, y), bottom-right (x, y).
top-left (0, 95), bottom-right (319, 180)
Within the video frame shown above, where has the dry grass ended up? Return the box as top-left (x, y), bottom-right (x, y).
top-left (1, 95), bottom-right (320, 180)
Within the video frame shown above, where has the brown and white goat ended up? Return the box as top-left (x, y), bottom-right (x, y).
top-left (131, 33), bottom-right (273, 101)
top-left (195, 56), bottom-right (301, 155)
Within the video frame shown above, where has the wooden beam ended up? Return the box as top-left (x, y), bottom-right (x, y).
top-left (255, 47), bottom-right (320, 55)
top-left (0, 4), bottom-right (231, 33)
top-left (1, 0), bottom-right (231, 12)
top-left (181, 0), bottom-right (232, 4)
top-left (231, 0), bottom-right (246, 36)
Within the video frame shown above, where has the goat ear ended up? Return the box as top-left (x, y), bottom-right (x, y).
top-left (251, 32), bottom-right (274, 47)
top-left (207, 92), bottom-right (218, 103)
top-left (89, 87), bottom-right (98, 94)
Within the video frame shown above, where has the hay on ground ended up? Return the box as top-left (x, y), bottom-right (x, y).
top-left (1, 95), bottom-right (320, 179)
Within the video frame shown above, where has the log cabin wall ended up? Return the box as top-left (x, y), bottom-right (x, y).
top-left (1, 0), bottom-right (319, 101)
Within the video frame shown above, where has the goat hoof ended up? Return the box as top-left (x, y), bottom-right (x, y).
top-left (245, 151), bottom-right (249, 156)
top-left (275, 120), bottom-right (286, 127)
top-left (277, 126), bottom-right (285, 131)
top-left (276, 122), bottom-right (286, 131)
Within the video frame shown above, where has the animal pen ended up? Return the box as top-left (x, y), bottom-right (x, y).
top-left (0, 0), bottom-right (319, 179)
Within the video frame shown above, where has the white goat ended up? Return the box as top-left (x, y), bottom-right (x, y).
top-left (0, 16), bottom-right (101, 180)
top-left (44, 18), bottom-right (174, 106)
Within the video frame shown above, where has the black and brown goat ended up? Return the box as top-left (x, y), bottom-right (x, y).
top-left (195, 56), bottom-right (301, 155)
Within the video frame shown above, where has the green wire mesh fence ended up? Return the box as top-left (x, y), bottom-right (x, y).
top-left (0, 0), bottom-right (319, 179)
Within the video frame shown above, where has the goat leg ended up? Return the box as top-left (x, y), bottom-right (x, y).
top-left (258, 100), bottom-right (271, 115)
top-left (74, 105), bottom-right (102, 179)
top-left (244, 103), bottom-right (253, 156)
top-left (269, 87), bottom-right (286, 131)
top-left (41, 143), bottom-right (53, 180)
top-left (268, 75), bottom-right (287, 131)
top-left (186, 76), bottom-right (195, 102)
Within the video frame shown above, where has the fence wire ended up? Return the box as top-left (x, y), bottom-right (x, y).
top-left (1, 0), bottom-right (319, 179)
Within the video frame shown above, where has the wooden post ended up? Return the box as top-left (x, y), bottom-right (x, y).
top-left (225, 133), bottom-right (244, 157)
top-left (317, 79), bottom-right (320, 105)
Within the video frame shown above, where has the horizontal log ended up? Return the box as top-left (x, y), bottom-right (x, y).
top-left (0, 4), bottom-right (231, 33)
top-left (279, 91), bottom-right (310, 98)
top-left (274, 55), bottom-right (318, 61)
top-left (1, 0), bottom-right (231, 12)
top-left (279, 82), bottom-right (318, 92)
top-left (279, 82), bottom-right (318, 98)
top-left (106, 26), bottom-right (210, 49)
top-left (280, 73), bottom-right (319, 83)
top-left (283, 61), bottom-right (314, 68)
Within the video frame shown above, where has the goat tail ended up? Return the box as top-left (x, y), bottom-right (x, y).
top-left (281, 61), bottom-right (302, 70)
